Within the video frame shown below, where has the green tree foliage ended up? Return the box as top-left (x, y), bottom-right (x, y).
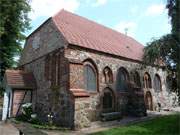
top-left (167, 0), bottom-right (180, 40)
top-left (143, 0), bottom-right (180, 96)
top-left (143, 34), bottom-right (178, 69)
top-left (0, 0), bottom-right (31, 81)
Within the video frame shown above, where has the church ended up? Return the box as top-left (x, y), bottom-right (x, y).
top-left (2, 10), bottom-right (178, 129)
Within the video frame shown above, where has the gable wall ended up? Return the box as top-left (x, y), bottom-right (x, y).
top-left (19, 19), bottom-right (67, 66)
top-left (19, 19), bottom-right (75, 127)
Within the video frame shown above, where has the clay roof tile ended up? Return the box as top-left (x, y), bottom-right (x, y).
top-left (52, 10), bottom-right (144, 61)
top-left (5, 70), bottom-right (36, 89)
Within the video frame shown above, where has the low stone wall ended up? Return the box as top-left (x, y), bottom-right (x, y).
top-left (74, 95), bottom-right (101, 129)
top-left (153, 91), bottom-right (179, 110)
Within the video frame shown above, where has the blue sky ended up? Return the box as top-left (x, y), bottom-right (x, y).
top-left (28, 0), bottom-right (171, 45)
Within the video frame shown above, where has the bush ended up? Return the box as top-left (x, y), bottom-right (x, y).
top-left (20, 103), bottom-right (33, 120)
top-left (16, 103), bottom-right (42, 125)
top-left (0, 85), bottom-right (5, 97)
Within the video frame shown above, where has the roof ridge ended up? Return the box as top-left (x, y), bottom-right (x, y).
top-left (52, 9), bottom-right (144, 47)
top-left (52, 8), bottom-right (65, 18)
top-left (46, 9), bottom-right (144, 61)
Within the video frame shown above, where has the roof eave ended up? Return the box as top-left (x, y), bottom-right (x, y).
top-left (68, 43), bottom-right (143, 63)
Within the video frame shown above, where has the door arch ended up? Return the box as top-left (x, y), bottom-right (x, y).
top-left (102, 88), bottom-right (115, 113)
top-left (145, 91), bottom-right (153, 110)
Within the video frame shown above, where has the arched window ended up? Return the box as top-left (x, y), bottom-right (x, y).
top-left (133, 71), bottom-right (141, 88)
top-left (116, 67), bottom-right (129, 91)
top-left (143, 72), bottom-right (152, 88)
top-left (84, 61), bottom-right (97, 91)
top-left (154, 74), bottom-right (162, 92)
top-left (103, 67), bottom-right (113, 83)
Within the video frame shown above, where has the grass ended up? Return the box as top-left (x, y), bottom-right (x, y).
top-left (32, 124), bottom-right (70, 130)
top-left (91, 114), bottom-right (180, 135)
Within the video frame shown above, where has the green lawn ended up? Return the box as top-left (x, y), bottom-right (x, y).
top-left (91, 114), bottom-right (180, 135)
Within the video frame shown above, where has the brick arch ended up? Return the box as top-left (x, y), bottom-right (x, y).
top-left (83, 58), bottom-right (99, 92)
top-left (116, 67), bottom-right (129, 92)
top-left (145, 91), bottom-right (153, 110)
top-left (103, 66), bottom-right (113, 84)
top-left (143, 72), bottom-right (152, 89)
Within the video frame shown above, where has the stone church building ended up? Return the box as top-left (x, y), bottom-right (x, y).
top-left (2, 10), bottom-right (178, 128)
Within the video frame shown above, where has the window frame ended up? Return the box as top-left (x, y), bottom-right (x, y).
top-left (116, 67), bottom-right (129, 92)
top-left (143, 72), bottom-right (152, 89)
top-left (153, 74), bottom-right (162, 92)
top-left (103, 66), bottom-right (113, 84)
top-left (83, 60), bottom-right (98, 93)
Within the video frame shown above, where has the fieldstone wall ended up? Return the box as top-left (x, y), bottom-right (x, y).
top-left (21, 49), bottom-right (74, 128)
top-left (65, 46), bottom-right (178, 128)
top-left (18, 16), bottom-right (178, 128)
top-left (74, 95), bottom-right (101, 129)
top-left (69, 63), bottom-right (84, 89)
top-left (19, 19), bottom-right (67, 66)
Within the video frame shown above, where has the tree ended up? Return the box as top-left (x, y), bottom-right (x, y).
top-left (167, 0), bottom-right (180, 41)
top-left (143, 0), bottom-right (180, 97)
top-left (0, 0), bottom-right (31, 81)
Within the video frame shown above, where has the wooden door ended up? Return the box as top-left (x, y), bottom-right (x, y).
top-left (145, 91), bottom-right (153, 110)
top-left (12, 90), bottom-right (32, 117)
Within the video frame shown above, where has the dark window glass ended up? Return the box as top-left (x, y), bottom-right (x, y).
top-left (103, 92), bottom-right (112, 109)
top-left (84, 65), bottom-right (97, 91)
top-left (133, 72), bottom-right (141, 87)
top-left (154, 74), bottom-right (161, 92)
top-left (116, 68), bottom-right (128, 91)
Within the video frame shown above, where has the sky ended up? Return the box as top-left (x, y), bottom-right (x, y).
top-left (27, 0), bottom-right (171, 46)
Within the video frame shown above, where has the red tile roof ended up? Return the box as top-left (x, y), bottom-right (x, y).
top-left (70, 89), bottom-right (90, 98)
top-left (5, 70), bottom-right (36, 89)
top-left (52, 10), bottom-right (144, 61)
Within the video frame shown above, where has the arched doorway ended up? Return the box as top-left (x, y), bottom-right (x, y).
top-left (145, 91), bottom-right (153, 110)
top-left (102, 88), bottom-right (114, 113)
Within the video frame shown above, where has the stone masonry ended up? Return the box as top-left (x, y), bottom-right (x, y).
top-left (16, 11), bottom-right (178, 129)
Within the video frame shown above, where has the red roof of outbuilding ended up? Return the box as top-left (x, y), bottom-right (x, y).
top-left (5, 70), bottom-right (36, 89)
top-left (52, 10), bottom-right (144, 61)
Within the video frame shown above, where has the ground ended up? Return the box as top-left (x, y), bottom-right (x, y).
top-left (91, 114), bottom-right (180, 135)
top-left (0, 108), bottom-right (180, 135)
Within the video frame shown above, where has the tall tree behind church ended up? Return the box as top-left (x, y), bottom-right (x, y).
top-left (143, 0), bottom-right (180, 97)
top-left (0, 0), bottom-right (31, 83)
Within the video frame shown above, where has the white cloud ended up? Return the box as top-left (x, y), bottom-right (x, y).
top-left (92, 0), bottom-right (107, 7)
top-left (29, 0), bottom-right (80, 20)
top-left (145, 4), bottom-right (166, 16)
top-left (114, 21), bottom-right (137, 37)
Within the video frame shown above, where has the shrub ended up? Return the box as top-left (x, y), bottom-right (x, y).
top-left (16, 103), bottom-right (41, 125)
